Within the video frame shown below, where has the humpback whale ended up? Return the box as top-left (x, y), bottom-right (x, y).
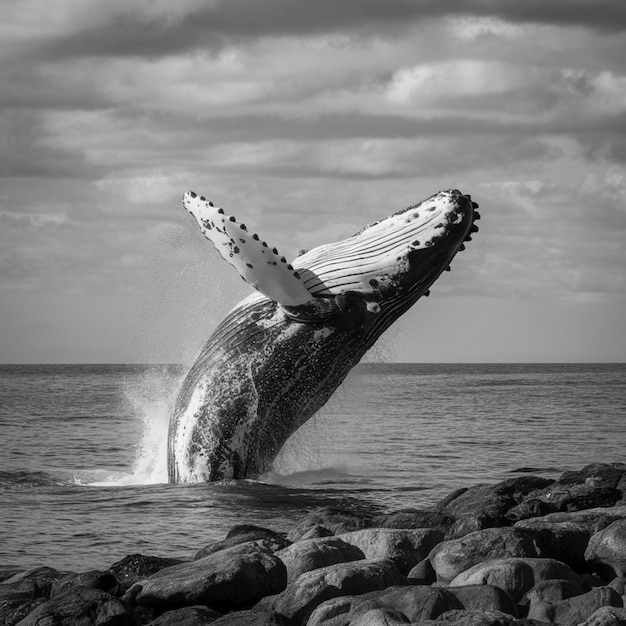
top-left (168, 189), bottom-right (479, 483)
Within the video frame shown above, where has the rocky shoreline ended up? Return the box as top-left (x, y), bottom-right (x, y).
top-left (2, 462), bottom-right (626, 625)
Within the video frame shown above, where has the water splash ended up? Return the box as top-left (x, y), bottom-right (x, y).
top-left (84, 366), bottom-right (183, 487)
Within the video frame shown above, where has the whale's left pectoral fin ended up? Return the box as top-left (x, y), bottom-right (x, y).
top-left (183, 191), bottom-right (315, 307)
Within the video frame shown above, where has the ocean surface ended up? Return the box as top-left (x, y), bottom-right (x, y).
top-left (1, 362), bottom-right (625, 573)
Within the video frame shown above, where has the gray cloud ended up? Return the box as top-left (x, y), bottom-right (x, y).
top-left (33, 0), bottom-right (626, 61)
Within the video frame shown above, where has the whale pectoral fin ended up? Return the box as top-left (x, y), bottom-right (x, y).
top-left (183, 191), bottom-right (315, 307)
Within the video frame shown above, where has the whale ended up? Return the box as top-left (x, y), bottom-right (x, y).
top-left (168, 189), bottom-right (480, 483)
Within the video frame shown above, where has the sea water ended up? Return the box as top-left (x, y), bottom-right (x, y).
top-left (1, 363), bottom-right (625, 572)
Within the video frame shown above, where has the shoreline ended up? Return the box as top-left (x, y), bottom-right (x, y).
top-left (2, 462), bottom-right (625, 625)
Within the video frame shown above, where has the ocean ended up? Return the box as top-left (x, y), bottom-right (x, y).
top-left (1, 363), bottom-right (625, 573)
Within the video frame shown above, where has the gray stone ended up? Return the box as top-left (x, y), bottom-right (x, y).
top-left (371, 509), bottom-right (454, 531)
top-left (287, 507), bottom-right (375, 542)
top-left (339, 528), bottom-right (444, 575)
top-left (540, 586), bottom-right (623, 625)
top-left (149, 604), bottom-right (221, 625)
top-left (107, 554), bottom-right (183, 591)
top-left (449, 557), bottom-right (581, 602)
top-left (307, 585), bottom-right (462, 626)
top-left (577, 604), bottom-right (626, 625)
top-left (447, 584), bottom-right (518, 617)
top-left (258, 558), bottom-right (405, 626)
top-left (133, 542), bottom-right (286, 609)
top-left (14, 587), bottom-right (136, 626)
top-left (195, 525), bottom-right (290, 560)
top-left (433, 608), bottom-right (521, 625)
top-left (586, 520), bottom-right (626, 579)
top-left (276, 535), bottom-right (365, 583)
top-left (512, 519), bottom-right (591, 571)
top-left (428, 528), bottom-right (537, 583)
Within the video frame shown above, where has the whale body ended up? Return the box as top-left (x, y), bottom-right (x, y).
top-left (168, 189), bottom-right (479, 483)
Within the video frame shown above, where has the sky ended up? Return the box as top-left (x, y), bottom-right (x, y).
top-left (1, 1), bottom-right (625, 364)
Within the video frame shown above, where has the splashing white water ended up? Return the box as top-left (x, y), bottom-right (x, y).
top-left (84, 366), bottom-right (182, 487)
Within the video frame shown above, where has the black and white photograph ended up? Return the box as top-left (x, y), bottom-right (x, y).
top-left (1, 1), bottom-right (626, 624)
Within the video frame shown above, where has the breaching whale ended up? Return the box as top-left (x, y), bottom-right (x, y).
top-left (168, 189), bottom-right (479, 483)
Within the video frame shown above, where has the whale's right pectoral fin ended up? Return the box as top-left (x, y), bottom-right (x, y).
top-left (183, 191), bottom-right (315, 307)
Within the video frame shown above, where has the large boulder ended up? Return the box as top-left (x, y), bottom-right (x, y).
top-left (307, 585), bottom-right (463, 625)
top-left (107, 554), bottom-right (183, 591)
top-left (515, 505), bottom-right (626, 535)
top-left (436, 476), bottom-right (554, 528)
top-left (447, 584), bottom-right (518, 617)
top-left (339, 528), bottom-right (444, 575)
top-left (50, 570), bottom-right (118, 597)
top-left (430, 608), bottom-right (521, 625)
top-left (585, 519), bottom-right (626, 579)
top-left (195, 524), bottom-right (290, 560)
top-left (428, 528), bottom-right (538, 583)
top-left (131, 542), bottom-right (286, 610)
top-left (287, 507), bottom-right (375, 541)
top-left (507, 483), bottom-right (621, 521)
top-left (257, 558), bottom-right (405, 626)
top-left (535, 586), bottom-right (623, 624)
top-left (560, 463), bottom-right (626, 491)
top-left (449, 557), bottom-right (581, 603)
top-left (512, 519), bottom-right (592, 571)
top-left (276, 536), bottom-right (365, 583)
top-left (148, 604), bottom-right (221, 625)
top-left (0, 567), bottom-right (64, 626)
top-left (371, 509), bottom-right (454, 531)
top-left (13, 587), bottom-right (136, 626)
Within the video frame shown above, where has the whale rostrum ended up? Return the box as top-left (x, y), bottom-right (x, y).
top-left (168, 189), bottom-right (480, 483)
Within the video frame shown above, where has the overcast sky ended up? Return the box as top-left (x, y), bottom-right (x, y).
top-left (1, 1), bottom-right (625, 363)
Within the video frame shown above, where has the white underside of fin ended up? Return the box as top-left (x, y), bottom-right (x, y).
top-left (183, 192), bottom-right (314, 307)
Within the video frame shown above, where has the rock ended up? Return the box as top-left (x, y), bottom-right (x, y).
top-left (449, 557), bottom-right (581, 603)
top-left (522, 579), bottom-right (580, 620)
top-left (428, 528), bottom-right (538, 583)
top-left (512, 518), bottom-right (592, 572)
top-left (578, 604), bottom-right (626, 625)
top-left (436, 476), bottom-right (554, 527)
top-left (433, 608), bottom-right (521, 625)
top-left (50, 570), bottom-right (118, 597)
top-left (371, 509), bottom-right (454, 531)
top-left (148, 604), bottom-right (221, 624)
top-left (14, 587), bottom-right (136, 625)
top-left (585, 520), bottom-right (626, 579)
top-left (515, 505), bottom-right (626, 535)
top-left (195, 524), bottom-right (290, 560)
top-left (287, 506), bottom-right (375, 541)
top-left (447, 584), bottom-right (518, 617)
top-left (560, 463), bottom-right (626, 490)
top-left (257, 558), bottom-right (405, 626)
top-left (132, 542), bottom-right (286, 610)
top-left (350, 607), bottom-right (411, 625)
top-left (211, 609), bottom-right (284, 625)
top-left (0, 567), bottom-right (64, 626)
top-left (276, 536), bottom-right (365, 583)
top-left (608, 575), bottom-right (626, 595)
top-left (107, 554), bottom-right (183, 591)
top-left (538, 586), bottom-right (623, 625)
top-left (297, 525), bottom-right (334, 541)
top-left (507, 483), bottom-right (621, 521)
top-left (339, 528), bottom-right (444, 575)
top-left (307, 585), bottom-right (463, 625)
top-left (407, 558), bottom-right (436, 585)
